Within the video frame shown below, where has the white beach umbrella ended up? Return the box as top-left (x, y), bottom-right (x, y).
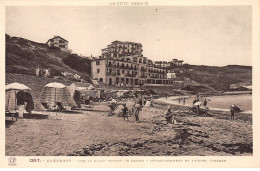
top-left (5, 82), bottom-right (31, 91)
top-left (44, 82), bottom-right (66, 88)
top-left (194, 101), bottom-right (202, 106)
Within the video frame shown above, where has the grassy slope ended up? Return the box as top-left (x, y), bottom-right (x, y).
top-left (5, 35), bottom-right (91, 82)
top-left (173, 65), bottom-right (252, 91)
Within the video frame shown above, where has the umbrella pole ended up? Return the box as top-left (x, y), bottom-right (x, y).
top-left (15, 90), bottom-right (17, 113)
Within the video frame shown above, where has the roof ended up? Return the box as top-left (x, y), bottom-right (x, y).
top-left (111, 40), bottom-right (142, 45)
top-left (72, 82), bottom-right (92, 88)
top-left (47, 36), bottom-right (68, 43)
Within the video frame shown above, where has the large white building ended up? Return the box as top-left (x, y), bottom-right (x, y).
top-left (91, 41), bottom-right (174, 86)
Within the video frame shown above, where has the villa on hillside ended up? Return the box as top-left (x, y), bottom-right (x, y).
top-left (46, 35), bottom-right (68, 51)
top-left (172, 59), bottom-right (184, 66)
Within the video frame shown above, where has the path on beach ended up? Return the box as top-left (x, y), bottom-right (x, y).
top-left (6, 101), bottom-right (252, 156)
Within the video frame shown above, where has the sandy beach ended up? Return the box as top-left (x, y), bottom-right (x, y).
top-left (5, 99), bottom-right (252, 156)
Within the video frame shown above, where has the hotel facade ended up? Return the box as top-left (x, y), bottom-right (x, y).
top-left (91, 41), bottom-right (175, 86)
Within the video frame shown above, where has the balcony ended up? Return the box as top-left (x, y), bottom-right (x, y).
top-left (141, 75), bottom-right (147, 78)
top-left (106, 72), bottom-right (116, 76)
top-left (140, 68), bottom-right (147, 72)
top-left (106, 64), bottom-right (115, 68)
top-left (125, 73), bottom-right (136, 77)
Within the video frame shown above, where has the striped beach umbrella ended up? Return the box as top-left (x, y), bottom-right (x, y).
top-left (39, 82), bottom-right (77, 109)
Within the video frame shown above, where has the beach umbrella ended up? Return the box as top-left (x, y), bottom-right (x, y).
top-left (194, 101), bottom-right (202, 106)
top-left (44, 82), bottom-right (66, 88)
top-left (5, 83), bottom-right (31, 113)
top-left (5, 83), bottom-right (45, 113)
top-left (39, 82), bottom-right (77, 109)
top-left (5, 82), bottom-right (31, 91)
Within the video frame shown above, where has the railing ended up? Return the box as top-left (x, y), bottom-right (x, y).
top-left (141, 68), bottom-right (147, 72)
top-left (106, 64), bottom-right (115, 67)
top-left (125, 73), bottom-right (136, 77)
top-left (106, 72), bottom-right (116, 76)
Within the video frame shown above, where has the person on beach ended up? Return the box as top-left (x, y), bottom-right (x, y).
top-left (203, 99), bottom-right (208, 109)
top-left (134, 103), bottom-right (141, 123)
top-left (137, 95), bottom-right (143, 111)
top-left (150, 95), bottom-right (154, 107)
top-left (165, 106), bottom-right (174, 124)
top-left (17, 90), bottom-right (25, 117)
top-left (230, 104), bottom-right (235, 119)
top-left (178, 98), bottom-right (181, 104)
top-left (122, 103), bottom-right (129, 121)
top-left (183, 98), bottom-right (186, 105)
top-left (108, 100), bottom-right (116, 116)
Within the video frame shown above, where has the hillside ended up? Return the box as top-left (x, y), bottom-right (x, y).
top-left (5, 34), bottom-right (91, 82)
top-left (172, 64), bottom-right (252, 91)
top-left (5, 34), bottom-right (252, 92)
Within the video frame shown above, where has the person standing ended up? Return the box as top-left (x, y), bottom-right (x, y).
top-left (183, 98), bottom-right (186, 105)
top-left (122, 103), bottom-right (129, 121)
top-left (16, 90), bottom-right (25, 117)
top-left (35, 68), bottom-right (40, 77)
top-left (134, 103), bottom-right (141, 123)
top-left (150, 95), bottom-right (154, 107)
top-left (44, 68), bottom-right (50, 77)
top-left (203, 99), bottom-right (208, 109)
top-left (165, 106), bottom-right (174, 124)
top-left (230, 104), bottom-right (235, 120)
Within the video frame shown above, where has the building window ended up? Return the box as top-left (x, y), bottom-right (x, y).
top-left (122, 70), bottom-right (125, 74)
top-left (96, 61), bottom-right (100, 65)
top-left (97, 69), bottom-right (100, 73)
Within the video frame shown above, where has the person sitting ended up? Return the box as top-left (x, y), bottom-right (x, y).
top-left (53, 102), bottom-right (64, 112)
top-left (108, 102), bottom-right (116, 116)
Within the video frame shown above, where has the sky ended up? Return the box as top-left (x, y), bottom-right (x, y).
top-left (6, 6), bottom-right (252, 66)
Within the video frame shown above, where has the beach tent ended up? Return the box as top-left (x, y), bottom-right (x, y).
top-left (5, 82), bottom-right (45, 113)
top-left (68, 82), bottom-right (93, 97)
top-left (68, 82), bottom-right (98, 103)
top-left (39, 82), bottom-right (77, 110)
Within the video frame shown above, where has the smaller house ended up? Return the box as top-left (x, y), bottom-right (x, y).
top-left (46, 35), bottom-right (68, 51)
top-left (172, 59), bottom-right (184, 66)
top-left (166, 71), bottom-right (176, 79)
